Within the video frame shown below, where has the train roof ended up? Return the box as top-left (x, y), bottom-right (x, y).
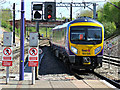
top-left (52, 17), bottom-right (103, 30)
top-left (69, 17), bottom-right (103, 25)
top-left (52, 22), bottom-right (70, 30)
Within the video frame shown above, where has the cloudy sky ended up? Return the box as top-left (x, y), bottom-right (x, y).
top-left (0, 0), bottom-right (119, 20)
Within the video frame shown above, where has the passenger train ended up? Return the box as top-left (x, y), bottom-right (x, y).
top-left (50, 17), bottom-right (104, 70)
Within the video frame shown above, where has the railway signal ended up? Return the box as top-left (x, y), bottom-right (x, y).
top-left (44, 2), bottom-right (56, 21)
top-left (33, 4), bottom-right (43, 19)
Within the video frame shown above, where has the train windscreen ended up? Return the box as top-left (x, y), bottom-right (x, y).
top-left (70, 26), bottom-right (102, 44)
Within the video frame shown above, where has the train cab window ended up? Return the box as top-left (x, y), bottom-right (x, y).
top-left (70, 27), bottom-right (86, 41)
top-left (70, 26), bottom-right (102, 45)
top-left (87, 28), bottom-right (102, 41)
top-left (71, 32), bottom-right (85, 40)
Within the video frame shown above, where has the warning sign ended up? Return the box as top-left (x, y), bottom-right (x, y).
top-left (28, 61), bottom-right (38, 67)
top-left (28, 47), bottom-right (38, 67)
top-left (29, 48), bottom-right (38, 56)
top-left (2, 61), bottom-right (12, 66)
top-left (2, 47), bottom-right (13, 66)
top-left (3, 47), bottom-right (12, 56)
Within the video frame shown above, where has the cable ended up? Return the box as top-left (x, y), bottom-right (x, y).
top-left (107, 1), bottom-right (120, 10)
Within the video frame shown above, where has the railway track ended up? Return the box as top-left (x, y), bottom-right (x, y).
top-left (23, 40), bottom-right (120, 88)
top-left (61, 53), bottom-right (120, 88)
top-left (94, 72), bottom-right (120, 89)
top-left (71, 68), bottom-right (120, 89)
top-left (71, 69), bottom-right (100, 80)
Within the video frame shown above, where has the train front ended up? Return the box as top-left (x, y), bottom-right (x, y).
top-left (67, 18), bottom-right (104, 70)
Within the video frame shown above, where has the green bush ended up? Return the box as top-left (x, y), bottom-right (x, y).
top-left (102, 21), bottom-right (116, 38)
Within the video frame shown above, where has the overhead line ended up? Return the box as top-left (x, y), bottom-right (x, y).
top-left (107, 1), bottom-right (120, 10)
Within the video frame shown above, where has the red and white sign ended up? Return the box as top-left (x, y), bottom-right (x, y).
top-left (28, 47), bottom-right (38, 67)
top-left (28, 61), bottom-right (38, 67)
top-left (2, 47), bottom-right (13, 66)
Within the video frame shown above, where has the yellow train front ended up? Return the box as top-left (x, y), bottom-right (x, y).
top-left (50, 17), bottom-right (104, 70)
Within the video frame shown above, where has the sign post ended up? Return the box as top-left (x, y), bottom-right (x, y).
top-left (3, 32), bottom-right (13, 84)
top-left (28, 47), bottom-right (38, 85)
top-left (6, 67), bottom-right (9, 84)
top-left (2, 47), bottom-right (13, 84)
top-left (29, 32), bottom-right (39, 85)
top-left (32, 67), bottom-right (35, 85)
top-left (107, 42), bottom-right (113, 69)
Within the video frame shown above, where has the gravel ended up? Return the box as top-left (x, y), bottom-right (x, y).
top-left (38, 46), bottom-right (76, 81)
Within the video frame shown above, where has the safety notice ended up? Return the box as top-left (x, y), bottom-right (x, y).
top-left (28, 47), bottom-right (38, 67)
top-left (2, 47), bottom-right (13, 66)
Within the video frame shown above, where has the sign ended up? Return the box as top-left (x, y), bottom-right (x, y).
top-left (39, 48), bottom-right (43, 54)
top-left (2, 47), bottom-right (13, 66)
top-left (28, 47), bottom-right (38, 67)
top-left (3, 47), bottom-right (12, 56)
top-left (107, 42), bottom-right (113, 49)
top-left (29, 48), bottom-right (38, 56)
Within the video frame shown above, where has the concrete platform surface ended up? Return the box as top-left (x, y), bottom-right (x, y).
top-left (0, 79), bottom-right (117, 90)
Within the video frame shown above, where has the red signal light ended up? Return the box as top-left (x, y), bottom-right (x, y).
top-left (48, 15), bottom-right (52, 19)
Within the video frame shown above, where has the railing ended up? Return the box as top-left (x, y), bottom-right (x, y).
top-left (103, 55), bottom-right (120, 66)
top-left (104, 54), bottom-right (120, 59)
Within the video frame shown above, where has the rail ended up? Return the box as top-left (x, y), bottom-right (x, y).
top-left (12, 43), bottom-right (29, 59)
top-left (94, 72), bottom-right (120, 89)
top-left (95, 55), bottom-right (120, 88)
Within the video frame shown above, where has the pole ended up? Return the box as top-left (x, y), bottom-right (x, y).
top-left (0, 7), bottom-right (1, 27)
top-left (46, 27), bottom-right (47, 37)
top-left (13, 3), bottom-right (15, 44)
top-left (32, 67), bottom-right (35, 85)
top-left (36, 21), bottom-right (39, 32)
top-left (20, 0), bottom-right (24, 81)
top-left (35, 21), bottom-right (39, 79)
top-left (27, 24), bottom-right (28, 40)
top-left (6, 67), bottom-right (9, 84)
top-left (70, 3), bottom-right (72, 21)
top-left (93, 3), bottom-right (96, 19)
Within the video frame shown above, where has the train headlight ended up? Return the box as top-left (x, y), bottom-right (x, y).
top-left (71, 46), bottom-right (78, 54)
top-left (95, 46), bottom-right (101, 55)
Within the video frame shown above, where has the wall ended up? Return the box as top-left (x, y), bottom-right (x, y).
top-left (104, 35), bottom-right (120, 57)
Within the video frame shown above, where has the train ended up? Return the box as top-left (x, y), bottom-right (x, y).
top-left (49, 17), bottom-right (104, 70)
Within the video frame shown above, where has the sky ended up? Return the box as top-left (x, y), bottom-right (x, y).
top-left (0, 0), bottom-right (118, 20)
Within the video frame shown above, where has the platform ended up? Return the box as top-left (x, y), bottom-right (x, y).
top-left (0, 79), bottom-right (116, 89)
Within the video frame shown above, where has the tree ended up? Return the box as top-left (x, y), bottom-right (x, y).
top-left (0, 8), bottom-right (12, 31)
top-left (76, 10), bottom-right (93, 18)
top-left (97, 1), bottom-right (120, 38)
top-left (103, 21), bottom-right (116, 37)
